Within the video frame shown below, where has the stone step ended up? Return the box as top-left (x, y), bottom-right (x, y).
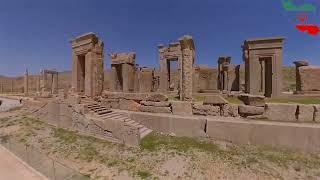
top-left (98, 112), bottom-right (117, 118)
top-left (87, 104), bottom-right (100, 107)
top-left (93, 108), bottom-right (108, 112)
top-left (103, 115), bottom-right (123, 121)
top-left (104, 113), bottom-right (123, 119)
top-left (140, 129), bottom-right (153, 139)
top-left (97, 110), bottom-right (112, 115)
top-left (125, 120), bottom-right (136, 125)
top-left (90, 106), bottom-right (104, 110)
top-left (139, 127), bottom-right (149, 133)
top-left (112, 115), bottom-right (128, 121)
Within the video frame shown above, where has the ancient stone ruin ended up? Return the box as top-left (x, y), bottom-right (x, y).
top-left (3, 32), bottom-right (320, 152)
top-left (71, 32), bottom-right (104, 97)
top-left (242, 37), bottom-right (285, 97)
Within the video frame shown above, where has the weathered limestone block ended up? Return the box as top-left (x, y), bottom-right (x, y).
top-left (139, 105), bottom-right (171, 113)
top-left (297, 105), bottom-right (315, 122)
top-left (314, 105), bottom-right (320, 122)
top-left (192, 103), bottom-right (220, 116)
top-left (119, 99), bottom-right (141, 112)
top-left (146, 93), bottom-right (168, 102)
top-left (102, 91), bottom-right (148, 101)
top-left (140, 101), bottom-right (170, 107)
top-left (130, 112), bottom-right (206, 137)
top-left (265, 103), bottom-right (297, 122)
top-left (238, 105), bottom-right (264, 117)
top-left (221, 104), bottom-right (239, 117)
top-left (299, 66), bottom-right (320, 91)
top-left (171, 101), bottom-right (193, 116)
top-left (203, 95), bottom-right (228, 105)
top-left (122, 125), bottom-right (140, 147)
top-left (238, 94), bottom-right (265, 107)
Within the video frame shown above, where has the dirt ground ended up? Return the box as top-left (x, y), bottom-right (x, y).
top-left (0, 108), bottom-right (320, 180)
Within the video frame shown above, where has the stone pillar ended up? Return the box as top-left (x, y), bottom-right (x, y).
top-left (134, 65), bottom-right (140, 92)
top-left (158, 44), bottom-right (168, 93)
top-left (37, 74), bottom-right (40, 92)
top-left (179, 36), bottom-right (195, 101)
top-left (11, 80), bottom-right (13, 93)
top-left (52, 73), bottom-right (58, 94)
top-left (24, 69), bottom-right (29, 95)
top-left (110, 65), bottom-right (117, 91)
top-left (122, 63), bottom-right (134, 92)
top-left (193, 66), bottom-right (200, 93)
top-left (294, 60), bottom-right (309, 92)
top-left (139, 67), bottom-right (154, 92)
top-left (84, 52), bottom-right (93, 96)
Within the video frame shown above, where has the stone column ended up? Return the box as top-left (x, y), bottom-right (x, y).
top-left (37, 75), bottom-right (40, 92)
top-left (293, 60), bottom-right (309, 92)
top-left (85, 52), bottom-right (93, 96)
top-left (110, 65), bottom-right (117, 91)
top-left (179, 36), bottom-right (195, 101)
top-left (11, 80), bottom-right (13, 93)
top-left (158, 45), bottom-right (168, 93)
top-left (52, 73), bottom-right (58, 94)
top-left (122, 63), bottom-right (131, 92)
top-left (193, 66), bottom-right (200, 93)
top-left (24, 69), bottom-right (29, 95)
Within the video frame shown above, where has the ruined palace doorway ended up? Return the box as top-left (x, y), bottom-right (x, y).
top-left (167, 59), bottom-right (179, 91)
top-left (265, 58), bottom-right (272, 97)
top-left (259, 57), bottom-right (273, 97)
top-left (78, 55), bottom-right (85, 93)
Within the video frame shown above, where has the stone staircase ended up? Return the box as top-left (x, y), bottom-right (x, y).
top-left (80, 97), bottom-right (153, 139)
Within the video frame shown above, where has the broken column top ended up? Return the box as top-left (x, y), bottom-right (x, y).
top-left (294, 60), bottom-right (309, 67)
top-left (110, 52), bottom-right (136, 65)
top-left (218, 56), bottom-right (231, 64)
top-left (179, 35), bottom-right (195, 50)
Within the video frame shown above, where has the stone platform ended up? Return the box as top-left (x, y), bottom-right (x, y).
top-left (115, 109), bottom-right (320, 152)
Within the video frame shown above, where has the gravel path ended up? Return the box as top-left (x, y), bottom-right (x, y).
top-left (0, 98), bottom-right (22, 112)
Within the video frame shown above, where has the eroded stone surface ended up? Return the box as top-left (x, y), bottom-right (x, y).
top-left (171, 101), bottom-right (193, 116)
top-left (238, 105), bottom-right (264, 117)
top-left (119, 99), bottom-right (140, 112)
top-left (314, 105), bottom-right (320, 122)
top-left (221, 104), bottom-right (239, 117)
top-left (238, 94), bottom-right (265, 107)
top-left (146, 93), bottom-right (168, 102)
top-left (139, 105), bottom-right (171, 113)
top-left (192, 103), bottom-right (220, 116)
top-left (140, 101), bottom-right (170, 107)
top-left (203, 95), bottom-right (228, 105)
top-left (265, 103), bottom-right (297, 122)
top-left (297, 105), bottom-right (314, 122)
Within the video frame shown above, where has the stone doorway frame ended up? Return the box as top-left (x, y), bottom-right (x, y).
top-left (242, 37), bottom-right (285, 97)
top-left (158, 35), bottom-right (195, 101)
top-left (71, 32), bottom-right (104, 97)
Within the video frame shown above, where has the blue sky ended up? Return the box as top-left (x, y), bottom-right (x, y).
top-left (1, 0), bottom-right (320, 76)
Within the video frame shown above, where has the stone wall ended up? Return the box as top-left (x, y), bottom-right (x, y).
top-left (297, 66), bottom-right (320, 92)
